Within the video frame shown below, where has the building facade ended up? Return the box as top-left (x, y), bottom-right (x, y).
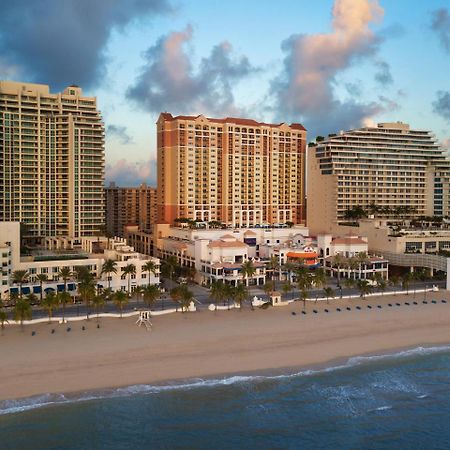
top-left (157, 113), bottom-right (307, 227)
top-left (0, 222), bottom-right (160, 300)
top-left (105, 183), bottom-right (157, 237)
top-left (307, 122), bottom-right (450, 234)
top-left (0, 81), bottom-right (105, 238)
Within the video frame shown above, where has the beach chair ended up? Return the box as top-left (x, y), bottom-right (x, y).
top-left (136, 311), bottom-right (152, 331)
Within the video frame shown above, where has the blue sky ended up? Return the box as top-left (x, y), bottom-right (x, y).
top-left (1, 0), bottom-right (450, 186)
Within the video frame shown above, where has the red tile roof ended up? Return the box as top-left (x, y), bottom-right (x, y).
top-left (159, 113), bottom-right (306, 131)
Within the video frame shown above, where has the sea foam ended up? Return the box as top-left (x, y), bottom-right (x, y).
top-left (1, 344), bottom-right (449, 416)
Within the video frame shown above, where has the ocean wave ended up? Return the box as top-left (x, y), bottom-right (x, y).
top-left (372, 405), bottom-right (393, 412)
top-left (1, 344), bottom-right (449, 416)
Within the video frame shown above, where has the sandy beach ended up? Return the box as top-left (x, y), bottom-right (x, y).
top-left (2, 291), bottom-right (450, 402)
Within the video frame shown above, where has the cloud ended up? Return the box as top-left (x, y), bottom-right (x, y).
top-left (105, 159), bottom-right (156, 187)
top-left (0, 0), bottom-right (170, 89)
top-left (107, 125), bottom-right (135, 145)
top-left (126, 26), bottom-right (258, 115)
top-left (271, 0), bottom-right (386, 135)
top-left (345, 81), bottom-right (363, 98)
top-left (374, 60), bottom-right (393, 85)
top-left (433, 91), bottom-right (450, 122)
top-left (431, 8), bottom-right (450, 52)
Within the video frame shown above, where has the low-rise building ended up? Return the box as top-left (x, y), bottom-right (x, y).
top-left (153, 224), bottom-right (310, 285)
top-left (357, 219), bottom-right (450, 255)
top-left (0, 222), bottom-right (160, 300)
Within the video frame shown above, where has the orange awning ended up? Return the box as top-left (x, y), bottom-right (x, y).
top-left (286, 252), bottom-right (318, 259)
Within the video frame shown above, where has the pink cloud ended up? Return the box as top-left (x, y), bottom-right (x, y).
top-left (272, 0), bottom-right (387, 134)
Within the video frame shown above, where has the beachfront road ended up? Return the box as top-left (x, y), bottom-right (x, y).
top-left (3, 278), bottom-right (446, 321)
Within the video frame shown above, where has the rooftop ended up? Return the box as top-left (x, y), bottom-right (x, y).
top-left (159, 112), bottom-right (306, 131)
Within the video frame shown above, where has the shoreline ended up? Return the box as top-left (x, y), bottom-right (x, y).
top-left (3, 342), bottom-right (450, 416)
top-left (2, 291), bottom-right (450, 404)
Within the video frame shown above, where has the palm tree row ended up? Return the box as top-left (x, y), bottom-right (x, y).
top-left (329, 252), bottom-right (370, 285)
top-left (208, 280), bottom-right (254, 311)
top-left (343, 204), bottom-right (418, 220)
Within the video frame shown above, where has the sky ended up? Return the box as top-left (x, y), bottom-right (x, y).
top-left (1, 0), bottom-right (450, 187)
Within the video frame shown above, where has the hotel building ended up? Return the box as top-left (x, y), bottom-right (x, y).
top-left (0, 222), bottom-right (160, 300)
top-left (105, 182), bottom-right (157, 237)
top-left (157, 113), bottom-right (307, 227)
top-left (0, 81), bottom-right (105, 238)
top-left (307, 122), bottom-right (450, 234)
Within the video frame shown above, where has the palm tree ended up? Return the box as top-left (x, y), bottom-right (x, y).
top-left (232, 283), bottom-right (247, 310)
top-left (343, 278), bottom-right (355, 291)
top-left (9, 291), bottom-right (19, 307)
top-left (183, 265), bottom-right (197, 284)
top-left (170, 286), bottom-right (182, 307)
top-left (58, 267), bottom-right (72, 292)
top-left (35, 273), bottom-right (48, 303)
top-left (263, 280), bottom-right (275, 297)
top-left (92, 294), bottom-right (105, 322)
top-left (297, 269), bottom-right (312, 309)
top-left (41, 291), bottom-right (57, 323)
top-left (0, 310), bottom-right (8, 335)
top-left (57, 291), bottom-right (71, 323)
top-left (142, 284), bottom-right (160, 310)
top-left (241, 260), bottom-right (256, 287)
top-left (377, 278), bottom-right (387, 295)
top-left (223, 283), bottom-right (233, 309)
top-left (101, 259), bottom-right (117, 289)
top-left (281, 281), bottom-right (292, 300)
top-left (74, 266), bottom-right (92, 284)
top-left (356, 279), bottom-right (372, 299)
top-left (12, 270), bottom-right (29, 299)
top-left (347, 257), bottom-right (359, 280)
top-left (113, 290), bottom-right (129, 318)
top-left (26, 292), bottom-right (38, 307)
top-left (331, 254), bottom-right (345, 287)
top-left (389, 275), bottom-right (401, 293)
top-left (142, 260), bottom-right (157, 285)
top-left (300, 288), bottom-right (309, 311)
top-left (313, 268), bottom-right (327, 289)
top-left (356, 252), bottom-right (369, 279)
top-left (402, 272), bottom-right (413, 295)
top-left (241, 260), bottom-right (256, 309)
top-left (178, 284), bottom-right (194, 312)
top-left (78, 276), bottom-right (96, 320)
top-left (162, 255), bottom-right (178, 280)
top-left (210, 280), bottom-right (226, 310)
top-left (296, 268), bottom-right (312, 293)
top-left (14, 298), bottom-right (32, 330)
top-left (323, 287), bottom-right (335, 304)
top-left (122, 264), bottom-right (136, 295)
top-left (102, 287), bottom-right (113, 308)
top-left (282, 261), bottom-right (296, 283)
top-left (267, 255), bottom-right (280, 280)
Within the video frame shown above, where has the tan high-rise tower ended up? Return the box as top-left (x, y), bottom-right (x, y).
top-left (156, 113), bottom-right (307, 227)
top-left (0, 81), bottom-right (105, 238)
top-left (105, 182), bottom-right (157, 237)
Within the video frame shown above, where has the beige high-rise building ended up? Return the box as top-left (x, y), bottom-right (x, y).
top-left (0, 80), bottom-right (105, 238)
top-left (307, 122), bottom-right (450, 233)
top-left (105, 182), bottom-right (157, 237)
top-left (157, 113), bottom-right (307, 227)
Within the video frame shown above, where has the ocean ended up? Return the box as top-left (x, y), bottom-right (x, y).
top-left (1, 346), bottom-right (450, 449)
